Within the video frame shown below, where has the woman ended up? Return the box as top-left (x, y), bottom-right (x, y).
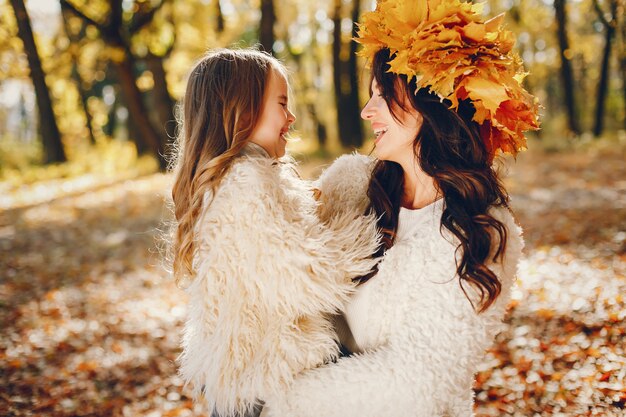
top-left (262, 0), bottom-right (539, 415)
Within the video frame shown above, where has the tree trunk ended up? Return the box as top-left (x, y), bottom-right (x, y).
top-left (593, 0), bottom-right (620, 136)
top-left (593, 24), bottom-right (615, 136)
top-left (9, 0), bottom-right (66, 163)
top-left (554, 0), bottom-right (581, 135)
top-left (284, 40), bottom-right (329, 150)
top-left (215, 0), bottom-right (225, 33)
top-left (113, 51), bottom-right (167, 169)
top-left (146, 53), bottom-right (176, 148)
top-left (60, 5), bottom-right (96, 144)
top-left (104, 97), bottom-right (117, 138)
top-left (348, 0), bottom-right (363, 147)
top-left (59, 0), bottom-right (169, 170)
top-left (259, 0), bottom-right (275, 54)
top-left (73, 66), bottom-right (97, 144)
top-left (622, 17), bottom-right (626, 130)
top-left (332, 0), bottom-right (364, 148)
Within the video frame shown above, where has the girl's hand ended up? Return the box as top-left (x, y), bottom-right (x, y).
top-left (312, 188), bottom-right (322, 201)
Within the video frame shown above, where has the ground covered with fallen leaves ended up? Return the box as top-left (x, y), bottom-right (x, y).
top-left (1, 142), bottom-right (625, 416)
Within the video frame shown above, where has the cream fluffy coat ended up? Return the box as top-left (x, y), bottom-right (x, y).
top-left (178, 147), bottom-right (381, 416)
top-left (263, 154), bottom-right (524, 417)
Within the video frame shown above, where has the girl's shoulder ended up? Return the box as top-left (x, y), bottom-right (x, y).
top-left (208, 153), bottom-right (308, 212)
top-left (219, 153), bottom-right (283, 193)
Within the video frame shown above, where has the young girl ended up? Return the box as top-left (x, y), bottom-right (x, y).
top-left (263, 0), bottom-right (539, 415)
top-left (169, 48), bottom-right (380, 417)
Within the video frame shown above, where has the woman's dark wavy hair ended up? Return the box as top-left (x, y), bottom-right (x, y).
top-left (361, 48), bottom-right (510, 313)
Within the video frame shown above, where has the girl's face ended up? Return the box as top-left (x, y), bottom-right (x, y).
top-left (249, 69), bottom-right (296, 158)
top-left (361, 78), bottom-right (422, 164)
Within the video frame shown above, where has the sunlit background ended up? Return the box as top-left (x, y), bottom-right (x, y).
top-left (0, 0), bottom-right (624, 416)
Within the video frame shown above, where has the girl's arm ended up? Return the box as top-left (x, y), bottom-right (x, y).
top-left (263, 211), bottom-right (524, 417)
top-left (180, 159), bottom-right (380, 415)
top-left (195, 159), bottom-right (380, 314)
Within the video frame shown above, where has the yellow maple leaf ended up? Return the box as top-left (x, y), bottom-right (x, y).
top-left (464, 76), bottom-right (510, 113)
top-left (355, 0), bottom-right (540, 157)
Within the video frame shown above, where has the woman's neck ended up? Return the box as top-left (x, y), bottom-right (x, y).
top-left (398, 155), bottom-right (439, 210)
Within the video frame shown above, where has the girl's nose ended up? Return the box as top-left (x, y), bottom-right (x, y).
top-left (288, 108), bottom-right (296, 124)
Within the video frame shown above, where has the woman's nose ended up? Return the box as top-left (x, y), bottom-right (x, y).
top-left (361, 98), bottom-right (375, 120)
top-left (288, 109), bottom-right (296, 124)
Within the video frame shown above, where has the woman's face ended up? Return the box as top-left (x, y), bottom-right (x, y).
top-left (361, 78), bottom-right (422, 164)
top-left (250, 69), bottom-right (296, 158)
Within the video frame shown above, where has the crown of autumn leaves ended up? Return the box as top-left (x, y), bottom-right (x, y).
top-left (356, 0), bottom-right (540, 157)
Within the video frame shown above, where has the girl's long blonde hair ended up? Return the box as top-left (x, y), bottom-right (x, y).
top-left (170, 48), bottom-right (285, 285)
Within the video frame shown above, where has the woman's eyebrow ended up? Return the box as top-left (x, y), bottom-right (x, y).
top-left (279, 94), bottom-right (288, 101)
top-left (369, 81), bottom-right (378, 97)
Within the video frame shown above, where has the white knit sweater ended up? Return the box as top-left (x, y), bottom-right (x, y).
top-left (263, 154), bottom-right (524, 417)
top-left (178, 145), bottom-right (381, 416)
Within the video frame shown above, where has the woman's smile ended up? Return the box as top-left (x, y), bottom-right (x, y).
top-left (372, 122), bottom-right (388, 144)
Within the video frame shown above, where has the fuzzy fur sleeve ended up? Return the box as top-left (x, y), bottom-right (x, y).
top-left (314, 153), bottom-right (375, 222)
top-left (262, 208), bottom-right (524, 417)
top-left (178, 157), bottom-right (381, 416)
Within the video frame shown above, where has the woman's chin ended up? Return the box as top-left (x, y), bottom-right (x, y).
top-left (373, 146), bottom-right (388, 161)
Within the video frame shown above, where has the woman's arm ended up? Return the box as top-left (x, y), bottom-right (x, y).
top-left (262, 304), bottom-right (488, 417)
top-left (263, 213), bottom-right (523, 417)
top-left (314, 153), bottom-right (374, 223)
top-left (262, 330), bottom-right (458, 417)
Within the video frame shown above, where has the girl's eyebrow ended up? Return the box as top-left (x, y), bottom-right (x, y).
top-left (279, 94), bottom-right (288, 101)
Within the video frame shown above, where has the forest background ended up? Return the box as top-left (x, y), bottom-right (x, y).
top-left (1, 0), bottom-right (625, 416)
top-left (0, 0), bottom-right (624, 174)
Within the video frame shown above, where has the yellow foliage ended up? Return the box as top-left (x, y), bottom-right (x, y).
top-left (355, 0), bottom-right (540, 158)
top-left (0, 138), bottom-right (158, 188)
top-left (136, 70), bottom-right (155, 92)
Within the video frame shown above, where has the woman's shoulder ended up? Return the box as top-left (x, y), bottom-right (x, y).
top-left (489, 204), bottom-right (524, 252)
top-left (316, 153), bottom-right (375, 189)
top-left (315, 153), bottom-right (375, 216)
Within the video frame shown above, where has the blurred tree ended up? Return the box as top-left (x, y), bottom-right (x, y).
top-left (0, 1), bottom-right (28, 81)
top-left (60, 0), bottom-right (170, 170)
top-left (592, 0), bottom-right (619, 136)
top-left (260, 0), bottom-right (276, 54)
top-left (621, 8), bottom-right (626, 130)
top-left (135, 1), bottom-right (177, 141)
top-left (9, 0), bottom-right (67, 163)
top-left (280, 0), bottom-right (330, 149)
top-left (215, 0), bottom-right (225, 33)
top-left (146, 52), bottom-right (176, 140)
top-left (60, 3), bottom-right (96, 144)
top-left (332, 0), bottom-right (363, 148)
top-left (554, 0), bottom-right (581, 135)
